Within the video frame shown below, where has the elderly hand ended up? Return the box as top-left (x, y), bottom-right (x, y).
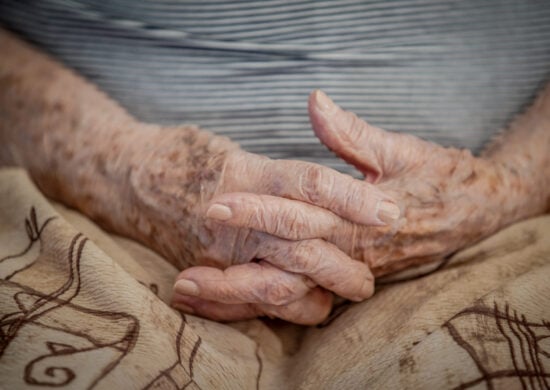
top-left (123, 121), bottom-right (398, 324)
top-left (174, 90), bottom-right (530, 324)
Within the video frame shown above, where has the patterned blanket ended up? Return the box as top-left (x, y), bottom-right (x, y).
top-left (1, 168), bottom-right (549, 389)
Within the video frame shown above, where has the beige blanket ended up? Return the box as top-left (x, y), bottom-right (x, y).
top-left (1, 168), bottom-right (549, 389)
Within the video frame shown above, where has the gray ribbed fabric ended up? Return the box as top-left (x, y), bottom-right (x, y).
top-left (1, 0), bottom-right (549, 175)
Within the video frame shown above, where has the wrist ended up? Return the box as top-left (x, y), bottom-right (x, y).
top-left (43, 118), bottom-right (148, 230)
top-left (125, 124), bottom-right (239, 216)
top-left (117, 124), bottom-right (240, 266)
top-left (431, 153), bottom-right (536, 251)
top-left (486, 157), bottom-right (549, 227)
top-left (482, 85), bottom-right (550, 218)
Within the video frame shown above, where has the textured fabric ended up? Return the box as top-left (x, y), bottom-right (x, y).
top-left (1, 0), bottom-right (549, 175)
top-left (1, 168), bottom-right (550, 388)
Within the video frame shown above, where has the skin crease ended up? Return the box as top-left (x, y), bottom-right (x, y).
top-left (0, 29), bottom-right (396, 324)
top-left (1, 29), bottom-right (549, 324)
top-left (173, 88), bottom-right (550, 322)
top-left (309, 89), bottom-right (550, 275)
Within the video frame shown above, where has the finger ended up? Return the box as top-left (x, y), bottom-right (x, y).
top-left (223, 148), bottom-right (399, 226)
top-left (173, 261), bottom-right (313, 306)
top-left (308, 89), bottom-right (432, 182)
top-left (206, 192), bottom-right (354, 239)
top-left (185, 213), bottom-right (374, 301)
top-left (173, 287), bottom-right (332, 326)
top-left (173, 295), bottom-right (261, 322)
top-left (201, 207), bottom-right (373, 301)
top-left (257, 237), bottom-right (374, 302)
top-left (261, 158), bottom-right (399, 226)
top-left (257, 287), bottom-right (332, 325)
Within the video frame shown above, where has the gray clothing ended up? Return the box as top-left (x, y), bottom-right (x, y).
top-left (1, 0), bottom-right (549, 175)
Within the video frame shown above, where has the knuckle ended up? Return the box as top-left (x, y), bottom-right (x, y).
top-left (256, 199), bottom-right (303, 239)
top-left (339, 181), bottom-right (364, 215)
top-left (299, 165), bottom-right (325, 204)
top-left (291, 240), bottom-right (322, 274)
top-left (263, 281), bottom-right (299, 306)
top-left (253, 197), bottom-right (270, 229)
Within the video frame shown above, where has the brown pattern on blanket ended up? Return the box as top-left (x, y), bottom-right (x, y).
top-left (0, 206), bottom-right (56, 280)
top-left (1, 170), bottom-right (268, 389)
top-left (1, 168), bottom-right (549, 389)
top-left (0, 205), bottom-right (209, 389)
top-left (0, 208), bottom-right (139, 388)
top-left (445, 302), bottom-right (550, 390)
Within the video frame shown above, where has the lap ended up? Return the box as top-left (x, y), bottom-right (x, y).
top-left (1, 168), bottom-right (549, 389)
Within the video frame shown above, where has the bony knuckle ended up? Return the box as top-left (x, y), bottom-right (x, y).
top-left (341, 182), bottom-right (363, 214)
top-left (253, 197), bottom-right (270, 229)
top-left (291, 241), bottom-right (317, 272)
top-left (251, 207), bottom-right (265, 229)
top-left (264, 282), bottom-right (297, 306)
top-left (281, 208), bottom-right (305, 239)
top-left (299, 165), bottom-right (324, 204)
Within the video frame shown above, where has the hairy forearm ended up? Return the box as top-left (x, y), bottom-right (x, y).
top-left (0, 29), bottom-right (228, 257)
top-left (482, 83), bottom-right (550, 221)
top-left (0, 29), bottom-right (135, 169)
top-left (0, 29), bottom-right (144, 200)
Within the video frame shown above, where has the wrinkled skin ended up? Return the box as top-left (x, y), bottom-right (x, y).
top-left (128, 126), bottom-right (394, 271)
top-left (1, 30), bottom-right (397, 325)
top-left (173, 91), bottom-right (546, 323)
top-left (2, 30), bottom-right (547, 326)
top-left (126, 124), bottom-right (397, 324)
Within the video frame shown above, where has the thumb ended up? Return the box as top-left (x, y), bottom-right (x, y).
top-left (308, 90), bottom-right (427, 182)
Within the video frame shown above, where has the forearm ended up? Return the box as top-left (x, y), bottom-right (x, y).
top-left (0, 28), bottom-right (144, 204)
top-left (0, 29), bottom-right (229, 257)
top-left (1, 29), bottom-right (134, 168)
top-left (482, 83), bottom-right (550, 223)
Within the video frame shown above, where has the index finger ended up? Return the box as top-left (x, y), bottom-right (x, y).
top-left (262, 159), bottom-right (399, 226)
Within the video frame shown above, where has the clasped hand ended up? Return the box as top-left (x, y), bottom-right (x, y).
top-left (162, 91), bottom-right (512, 325)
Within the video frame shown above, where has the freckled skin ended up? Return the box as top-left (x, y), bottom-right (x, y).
top-left (303, 91), bottom-right (550, 276)
top-left (0, 30), bottom-right (384, 324)
top-left (0, 29), bottom-right (271, 270)
top-left (1, 28), bottom-right (549, 324)
top-left (177, 88), bottom-right (550, 323)
top-left (211, 89), bottom-right (549, 279)
top-left (352, 148), bottom-right (538, 275)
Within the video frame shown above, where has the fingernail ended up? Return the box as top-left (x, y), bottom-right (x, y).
top-left (174, 279), bottom-right (200, 296)
top-left (355, 278), bottom-right (374, 301)
top-left (206, 204), bottom-right (232, 221)
top-left (314, 90), bottom-right (335, 114)
top-left (377, 201), bottom-right (400, 224)
top-left (174, 303), bottom-right (195, 314)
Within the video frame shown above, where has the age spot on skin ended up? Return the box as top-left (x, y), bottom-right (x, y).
top-left (462, 170), bottom-right (478, 186)
top-left (168, 150), bottom-right (179, 163)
